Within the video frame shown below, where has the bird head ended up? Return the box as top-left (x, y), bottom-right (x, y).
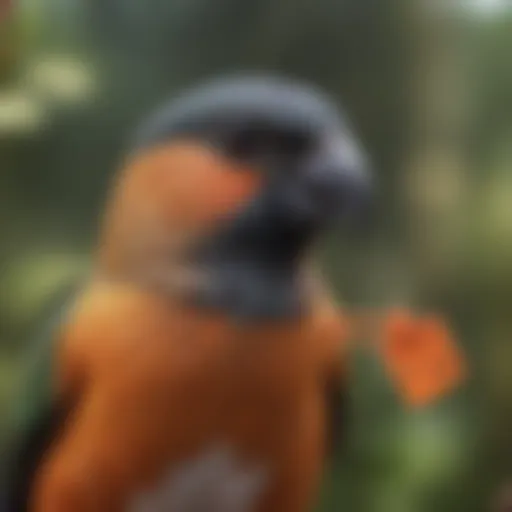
top-left (98, 74), bottom-right (373, 319)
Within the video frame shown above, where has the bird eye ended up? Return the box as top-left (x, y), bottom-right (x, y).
top-left (226, 126), bottom-right (270, 161)
top-left (277, 131), bottom-right (313, 157)
top-left (226, 126), bottom-right (313, 165)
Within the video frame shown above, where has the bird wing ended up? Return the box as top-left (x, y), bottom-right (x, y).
top-left (0, 285), bottom-right (81, 512)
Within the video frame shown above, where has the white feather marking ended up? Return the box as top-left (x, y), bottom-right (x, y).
top-left (128, 445), bottom-right (269, 512)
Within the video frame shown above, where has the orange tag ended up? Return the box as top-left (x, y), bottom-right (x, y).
top-left (379, 310), bottom-right (467, 407)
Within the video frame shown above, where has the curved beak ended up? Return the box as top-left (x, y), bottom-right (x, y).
top-left (284, 132), bottom-right (374, 227)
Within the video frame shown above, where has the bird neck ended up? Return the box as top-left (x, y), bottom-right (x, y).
top-left (183, 194), bottom-right (317, 321)
top-left (96, 241), bottom-right (314, 323)
top-left (96, 186), bottom-right (318, 321)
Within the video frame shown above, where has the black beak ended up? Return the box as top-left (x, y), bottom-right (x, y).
top-left (283, 132), bottom-right (373, 227)
top-left (198, 132), bottom-right (374, 264)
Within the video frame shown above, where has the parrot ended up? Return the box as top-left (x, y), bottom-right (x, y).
top-left (0, 73), bottom-right (374, 512)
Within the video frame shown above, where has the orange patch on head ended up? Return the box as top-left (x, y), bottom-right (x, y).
top-left (97, 141), bottom-right (263, 274)
top-left (379, 310), bottom-right (467, 407)
top-left (123, 142), bottom-right (263, 232)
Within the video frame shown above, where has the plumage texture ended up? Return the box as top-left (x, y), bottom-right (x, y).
top-left (21, 279), bottom-right (346, 511)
